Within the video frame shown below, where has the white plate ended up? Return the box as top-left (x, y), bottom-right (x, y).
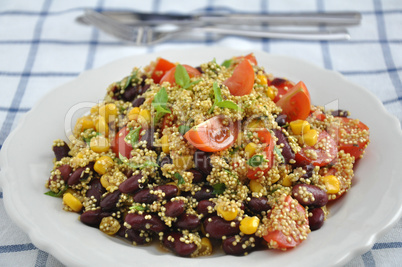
top-left (1, 48), bottom-right (402, 267)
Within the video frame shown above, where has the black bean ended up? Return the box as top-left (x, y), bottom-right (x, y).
top-left (57, 164), bottom-right (72, 182)
top-left (53, 141), bottom-right (70, 161)
top-left (86, 179), bottom-right (105, 204)
top-left (125, 213), bottom-right (167, 233)
top-left (222, 235), bottom-right (262, 256)
top-left (174, 213), bottom-right (200, 230)
top-left (309, 208), bottom-right (325, 231)
top-left (203, 216), bottom-right (240, 239)
top-left (246, 196), bottom-right (271, 214)
top-left (118, 174), bottom-right (143, 194)
top-left (273, 128), bottom-right (295, 164)
top-left (132, 97), bottom-right (145, 108)
top-left (137, 84), bottom-right (150, 95)
top-left (197, 199), bottom-right (216, 217)
top-left (165, 200), bottom-right (185, 217)
top-left (187, 168), bottom-right (205, 184)
top-left (163, 232), bottom-right (197, 257)
top-left (301, 164), bottom-right (315, 179)
top-left (100, 190), bottom-right (121, 211)
top-left (194, 150), bottom-right (212, 175)
top-left (80, 209), bottom-right (111, 227)
top-left (122, 85), bottom-right (139, 102)
top-left (275, 114), bottom-right (287, 126)
top-left (292, 184), bottom-right (328, 207)
top-left (331, 109), bottom-right (349, 118)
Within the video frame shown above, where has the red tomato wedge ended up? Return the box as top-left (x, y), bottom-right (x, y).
top-left (235, 53), bottom-right (257, 65)
top-left (151, 58), bottom-right (176, 84)
top-left (263, 195), bottom-right (309, 250)
top-left (159, 64), bottom-right (201, 85)
top-left (223, 58), bottom-right (255, 96)
top-left (276, 81), bottom-right (311, 122)
top-left (184, 116), bottom-right (239, 152)
top-left (247, 129), bottom-right (275, 179)
top-left (268, 78), bottom-right (295, 103)
top-left (295, 130), bottom-right (338, 167)
top-left (111, 126), bottom-right (133, 159)
top-left (327, 117), bottom-right (370, 159)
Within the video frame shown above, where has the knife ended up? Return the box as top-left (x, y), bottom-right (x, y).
top-left (76, 10), bottom-right (361, 27)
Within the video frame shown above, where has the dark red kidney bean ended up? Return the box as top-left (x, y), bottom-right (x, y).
top-left (197, 200), bottom-right (216, 217)
top-left (275, 114), bottom-right (287, 126)
top-left (140, 128), bottom-right (154, 150)
top-left (156, 184), bottom-right (178, 200)
top-left (100, 190), bottom-right (121, 211)
top-left (133, 189), bottom-right (157, 204)
top-left (57, 164), bottom-right (72, 182)
top-left (292, 184), bottom-right (328, 207)
top-left (174, 213), bottom-right (200, 230)
top-left (188, 168), bottom-right (205, 184)
top-left (309, 208), bottom-right (325, 231)
top-left (247, 196), bottom-right (271, 214)
top-left (125, 213), bottom-right (167, 233)
top-left (301, 164), bottom-right (315, 179)
top-left (80, 209), bottom-right (111, 227)
top-left (273, 128), bottom-right (295, 164)
top-left (68, 167), bottom-right (86, 186)
top-left (331, 109), bottom-right (349, 117)
top-left (222, 235), bottom-right (262, 256)
top-left (122, 85), bottom-right (139, 102)
top-left (118, 174), bottom-right (143, 194)
top-left (158, 155), bottom-right (172, 168)
top-left (132, 97), bottom-right (145, 108)
top-left (53, 141), bottom-right (70, 161)
top-left (203, 216), bottom-right (240, 239)
top-left (163, 232), bottom-right (197, 257)
top-left (192, 185), bottom-right (214, 201)
top-left (86, 179), bottom-right (105, 204)
top-left (137, 84), bottom-right (150, 95)
top-left (165, 200), bottom-right (185, 217)
top-left (194, 150), bottom-right (212, 175)
top-left (124, 228), bottom-right (151, 245)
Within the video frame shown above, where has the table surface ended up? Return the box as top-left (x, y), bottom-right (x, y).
top-left (0, 0), bottom-right (401, 266)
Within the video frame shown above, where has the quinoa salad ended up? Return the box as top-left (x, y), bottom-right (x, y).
top-left (45, 53), bottom-right (370, 257)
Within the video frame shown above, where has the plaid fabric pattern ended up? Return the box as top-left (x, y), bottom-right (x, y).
top-left (0, 0), bottom-right (401, 266)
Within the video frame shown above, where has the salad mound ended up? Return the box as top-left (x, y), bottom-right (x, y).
top-left (46, 53), bottom-right (370, 257)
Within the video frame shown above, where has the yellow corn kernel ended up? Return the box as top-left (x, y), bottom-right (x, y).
top-left (99, 216), bottom-right (121, 235)
top-left (90, 135), bottom-right (110, 153)
top-left (95, 116), bottom-right (109, 136)
top-left (128, 107), bottom-right (140, 121)
top-left (99, 103), bottom-right (118, 123)
top-left (173, 155), bottom-right (193, 170)
top-left (161, 135), bottom-right (170, 154)
top-left (266, 86), bottom-right (276, 100)
top-left (76, 152), bottom-right (84, 159)
top-left (139, 109), bottom-right (152, 124)
top-left (257, 74), bottom-right (268, 86)
top-left (63, 192), bottom-right (83, 212)
top-left (322, 175), bottom-right (340, 194)
top-left (289, 120), bottom-right (310, 135)
top-left (199, 237), bottom-right (213, 255)
top-left (247, 119), bottom-right (263, 131)
top-left (100, 174), bottom-right (111, 189)
top-left (240, 216), bottom-right (260, 235)
top-left (244, 142), bottom-right (257, 158)
top-left (94, 156), bottom-right (114, 175)
top-left (74, 116), bottom-right (95, 133)
top-left (302, 129), bottom-right (318, 146)
top-left (282, 174), bottom-right (292, 187)
top-left (249, 180), bottom-right (264, 193)
top-left (217, 203), bottom-right (238, 221)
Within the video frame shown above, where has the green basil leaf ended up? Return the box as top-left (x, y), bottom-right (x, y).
top-left (216, 100), bottom-right (242, 112)
top-left (124, 126), bottom-right (142, 146)
top-left (183, 79), bottom-right (201, 89)
top-left (123, 69), bottom-right (139, 90)
top-left (130, 204), bottom-right (146, 211)
top-left (178, 125), bottom-right (191, 135)
top-left (44, 186), bottom-right (68, 198)
top-left (175, 64), bottom-right (190, 88)
top-left (212, 183), bottom-right (226, 195)
top-left (152, 87), bottom-right (171, 124)
top-left (247, 155), bottom-right (267, 167)
top-left (221, 59), bottom-right (232, 68)
top-left (274, 145), bottom-right (285, 163)
top-left (174, 172), bottom-right (185, 185)
top-left (209, 82), bottom-right (222, 113)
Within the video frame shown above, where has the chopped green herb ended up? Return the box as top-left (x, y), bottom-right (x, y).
top-left (124, 126), bottom-right (141, 146)
top-left (44, 186), bottom-right (68, 198)
top-left (229, 147), bottom-right (240, 155)
top-left (174, 172), bottom-right (185, 185)
top-left (274, 146), bottom-right (285, 163)
top-left (247, 154), bottom-right (267, 167)
top-left (212, 183), bottom-right (226, 195)
top-left (174, 64), bottom-right (201, 89)
top-left (209, 82), bottom-right (242, 114)
top-left (178, 124), bottom-right (191, 135)
top-left (216, 100), bottom-right (242, 112)
top-left (221, 59), bottom-right (232, 68)
top-left (123, 69), bottom-right (139, 90)
top-left (152, 87), bottom-right (171, 124)
top-left (130, 204), bottom-right (146, 211)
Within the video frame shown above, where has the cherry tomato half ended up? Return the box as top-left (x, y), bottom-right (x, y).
top-left (111, 126), bottom-right (133, 159)
top-left (276, 81), bottom-right (311, 122)
top-left (223, 58), bottom-right (255, 96)
top-left (159, 64), bottom-right (201, 85)
top-left (247, 129), bottom-right (275, 179)
top-left (268, 78), bottom-right (295, 103)
top-left (151, 57), bottom-right (176, 84)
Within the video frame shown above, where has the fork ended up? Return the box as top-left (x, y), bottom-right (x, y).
top-left (83, 10), bottom-right (351, 45)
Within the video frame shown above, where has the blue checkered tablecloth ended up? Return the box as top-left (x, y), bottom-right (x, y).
top-left (0, 0), bottom-right (401, 266)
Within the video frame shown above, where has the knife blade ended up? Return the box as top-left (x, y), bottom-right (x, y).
top-left (76, 10), bottom-right (361, 27)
